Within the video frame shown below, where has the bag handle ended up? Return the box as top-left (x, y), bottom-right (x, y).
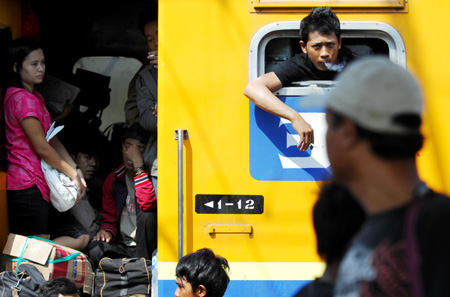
top-left (11, 236), bottom-right (80, 273)
top-left (11, 273), bottom-right (25, 294)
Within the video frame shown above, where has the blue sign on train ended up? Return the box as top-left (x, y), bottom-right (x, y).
top-left (249, 96), bottom-right (331, 181)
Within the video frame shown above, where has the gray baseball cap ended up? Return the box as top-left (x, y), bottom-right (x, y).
top-left (324, 56), bottom-right (423, 135)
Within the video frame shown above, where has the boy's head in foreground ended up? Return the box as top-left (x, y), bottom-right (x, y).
top-left (175, 248), bottom-right (230, 297)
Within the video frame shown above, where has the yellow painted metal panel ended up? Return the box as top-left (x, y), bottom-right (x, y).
top-left (159, 0), bottom-right (321, 265)
top-left (159, 261), bottom-right (325, 281)
top-left (156, 0), bottom-right (450, 283)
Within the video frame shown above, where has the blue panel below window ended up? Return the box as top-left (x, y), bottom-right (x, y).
top-left (249, 97), bottom-right (331, 181)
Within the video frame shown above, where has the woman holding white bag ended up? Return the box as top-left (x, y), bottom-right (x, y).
top-left (2, 37), bottom-right (88, 250)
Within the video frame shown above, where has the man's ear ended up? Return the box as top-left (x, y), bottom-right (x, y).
top-left (13, 63), bottom-right (17, 73)
top-left (70, 154), bottom-right (76, 162)
top-left (339, 36), bottom-right (343, 50)
top-left (299, 40), bottom-right (307, 54)
top-left (195, 285), bottom-right (207, 297)
top-left (339, 117), bottom-right (359, 149)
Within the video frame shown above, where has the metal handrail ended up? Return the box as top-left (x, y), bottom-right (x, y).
top-left (175, 129), bottom-right (188, 260)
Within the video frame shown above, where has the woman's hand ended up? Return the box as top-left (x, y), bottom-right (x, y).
top-left (74, 167), bottom-right (87, 203)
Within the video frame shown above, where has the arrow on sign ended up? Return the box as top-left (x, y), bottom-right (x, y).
top-left (278, 113), bottom-right (329, 169)
top-left (204, 201), bottom-right (214, 208)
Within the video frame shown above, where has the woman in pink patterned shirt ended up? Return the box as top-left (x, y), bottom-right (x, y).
top-left (2, 37), bottom-right (88, 250)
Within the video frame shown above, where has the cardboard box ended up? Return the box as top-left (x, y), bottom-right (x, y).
top-left (2, 234), bottom-right (94, 294)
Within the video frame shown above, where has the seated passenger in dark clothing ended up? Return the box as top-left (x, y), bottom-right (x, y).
top-left (66, 131), bottom-right (103, 239)
top-left (49, 130), bottom-right (103, 245)
top-left (88, 123), bottom-right (157, 267)
top-left (294, 182), bottom-right (365, 297)
top-left (48, 131), bottom-right (105, 251)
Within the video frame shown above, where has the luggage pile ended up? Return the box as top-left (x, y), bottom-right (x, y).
top-left (1, 234), bottom-right (153, 296)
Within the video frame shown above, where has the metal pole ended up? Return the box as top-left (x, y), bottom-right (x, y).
top-left (177, 129), bottom-right (184, 260)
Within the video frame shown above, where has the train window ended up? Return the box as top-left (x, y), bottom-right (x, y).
top-left (248, 22), bottom-right (406, 181)
top-left (249, 21), bottom-right (406, 93)
top-left (265, 37), bottom-right (389, 73)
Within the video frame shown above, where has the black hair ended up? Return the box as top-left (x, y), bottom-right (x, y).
top-left (123, 123), bottom-right (151, 145)
top-left (355, 125), bottom-right (423, 159)
top-left (313, 182), bottom-right (365, 264)
top-left (328, 110), bottom-right (423, 159)
top-left (176, 248), bottom-right (230, 297)
top-left (3, 37), bottom-right (42, 92)
top-left (137, 2), bottom-right (158, 36)
top-left (38, 277), bottom-right (78, 297)
top-left (299, 6), bottom-right (341, 44)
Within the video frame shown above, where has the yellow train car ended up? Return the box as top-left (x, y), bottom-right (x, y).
top-left (1, 0), bottom-right (450, 296)
top-left (157, 1), bottom-right (450, 296)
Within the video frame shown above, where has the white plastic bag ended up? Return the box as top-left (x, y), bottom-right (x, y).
top-left (41, 122), bottom-right (77, 212)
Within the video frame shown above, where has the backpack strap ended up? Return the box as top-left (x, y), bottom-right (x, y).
top-left (405, 182), bottom-right (430, 297)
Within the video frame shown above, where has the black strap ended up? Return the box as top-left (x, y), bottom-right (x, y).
top-left (405, 182), bottom-right (430, 297)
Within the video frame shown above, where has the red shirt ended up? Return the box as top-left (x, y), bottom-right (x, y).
top-left (4, 87), bottom-right (52, 201)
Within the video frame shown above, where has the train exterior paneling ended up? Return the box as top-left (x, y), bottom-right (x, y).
top-left (157, 0), bottom-right (450, 296)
